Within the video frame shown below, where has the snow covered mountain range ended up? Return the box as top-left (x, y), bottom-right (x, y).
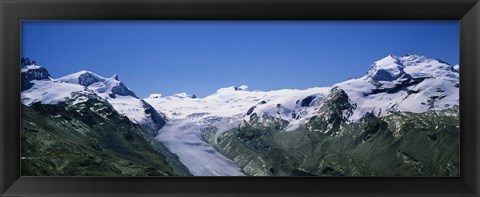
top-left (22, 54), bottom-right (459, 131)
top-left (144, 53), bottom-right (459, 131)
top-left (21, 54), bottom-right (459, 176)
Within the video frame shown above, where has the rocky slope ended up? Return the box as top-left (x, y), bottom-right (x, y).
top-left (204, 88), bottom-right (459, 176)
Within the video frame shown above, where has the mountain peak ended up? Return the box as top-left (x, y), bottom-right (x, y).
top-left (375, 54), bottom-right (400, 65)
top-left (68, 70), bottom-right (101, 78)
top-left (173, 92), bottom-right (190, 98)
top-left (58, 70), bottom-right (105, 86)
top-left (21, 57), bottom-right (37, 67)
top-left (20, 57), bottom-right (45, 73)
top-left (20, 58), bottom-right (51, 91)
top-left (364, 54), bottom-right (457, 81)
top-left (237, 85), bottom-right (248, 90)
top-left (216, 85), bottom-right (248, 94)
top-left (366, 55), bottom-right (405, 81)
top-left (148, 93), bottom-right (162, 99)
top-left (75, 70), bottom-right (99, 76)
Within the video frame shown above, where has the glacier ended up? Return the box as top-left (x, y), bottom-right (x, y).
top-left (155, 117), bottom-right (245, 176)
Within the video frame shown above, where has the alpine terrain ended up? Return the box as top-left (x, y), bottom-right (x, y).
top-left (21, 57), bottom-right (190, 176)
top-left (21, 54), bottom-right (459, 176)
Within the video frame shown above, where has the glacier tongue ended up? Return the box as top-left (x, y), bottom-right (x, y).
top-left (156, 118), bottom-right (245, 176)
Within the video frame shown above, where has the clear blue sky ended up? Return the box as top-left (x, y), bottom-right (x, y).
top-left (21, 21), bottom-right (459, 98)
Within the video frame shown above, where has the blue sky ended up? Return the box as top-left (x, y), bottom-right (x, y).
top-left (21, 21), bottom-right (459, 98)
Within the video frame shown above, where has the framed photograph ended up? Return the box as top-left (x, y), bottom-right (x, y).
top-left (1, 0), bottom-right (479, 196)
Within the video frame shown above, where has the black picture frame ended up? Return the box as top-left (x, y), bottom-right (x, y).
top-left (1, 0), bottom-right (479, 196)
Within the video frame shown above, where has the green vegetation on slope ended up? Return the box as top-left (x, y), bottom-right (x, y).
top-left (21, 100), bottom-right (191, 176)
